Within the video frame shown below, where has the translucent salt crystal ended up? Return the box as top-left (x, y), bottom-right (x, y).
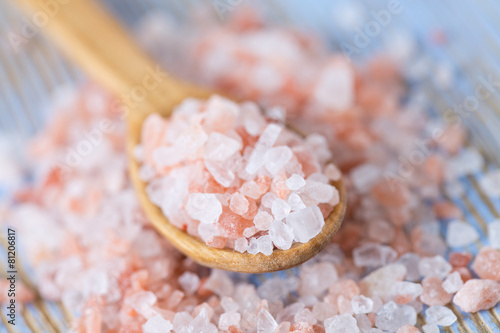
top-left (240, 180), bottom-right (261, 199)
top-left (256, 235), bottom-right (274, 255)
top-left (275, 322), bottom-right (291, 333)
top-left (204, 159), bottom-right (235, 187)
top-left (142, 315), bottom-right (173, 333)
top-left (204, 132), bottom-right (241, 161)
top-left (354, 313), bottom-right (372, 332)
top-left (359, 264), bottom-right (407, 301)
top-left (471, 247), bottom-right (500, 281)
top-left (186, 193), bottom-right (222, 224)
top-left (265, 146), bottom-right (293, 175)
top-left (272, 199), bottom-right (291, 221)
top-left (375, 301), bottom-right (416, 332)
top-left (299, 262), bottom-right (338, 296)
top-left (246, 124), bottom-right (282, 174)
top-left (425, 305), bottom-right (457, 326)
top-left (418, 255), bottom-right (452, 279)
top-left (219, 312), bottom-right (241, 330)
top-left (350, 164), bottom-right (381, 193)
top-left (422, 324), bottom-right (440, 333)
top-left (442, 271), bottom-right (463, 293)
top-left (257, 308), bottom-right (278, 333)
top-left (204, 270), bottom-right (234, 297)
top-left (241, 101), bottom-right (266, 136)
top-left (353, 243), bottom-right (397, 268)
top-left (269, 221), bottom-right (294, 250)
top-left (396, 253), bottom-right (421, 281)
top-left (254, 210), bottom-right (273, 230)
top-left (324, 314), bottom-right (360, 333)
top-left (229, 192), bottom-right (249, 215)
top-left (190, 307), bottom-right (217, 333)
top-left (300, 181), bottom-right (335, 205)
top-left (307, 172), bottom-right (329, 184)
top-left (261, 192), bottom-right (279, 208)
top-left (288, 193), bottom-right (306, 211)
top-left (294, 308), bottom-right (317, 325)
top-left (479, 169), bottom-right (500, 197)
top-left (247, 237), bottom-right (259, 254)
top-left (312, 302), bottom-right (336, 321)
top-left (325, 163), bottom-right (342, 181)
top-left (488, 219), bottom-right (500, 249)
top-left (286, 206), bottom-right (325, 243)
top-left (198, 223), bottom-right (218, 242)
top-left (447, 148), bottom-right (483, 177)
top-left (178, 272), bottom-right (200, 295)
top-left (453, 279), bottom-right (500, 312)
top-left (392, 282), bottom-right (423, 300)
top-left (286, 174), bottom-right (306, 190)
top-left (351, 295), bottom-right (373, 314)
top-left (221, 297), bottom-right (240, 313)
top-left (126, 291), bottom-right (157, 318)
top-left (446, 220), bottom-right (479, 247)
top-left (152, 146), bottom-right (184, 167)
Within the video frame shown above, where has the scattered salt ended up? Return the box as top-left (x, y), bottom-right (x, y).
top-left (479, 169), bottom-right (500, 197)
top-left (425, 305), bottom-right (457, 326)
top-left (446, 220), bottom-right (480, 248)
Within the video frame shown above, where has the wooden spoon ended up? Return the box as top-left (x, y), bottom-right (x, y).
top-left (16, 0), bottom-right (346, 273)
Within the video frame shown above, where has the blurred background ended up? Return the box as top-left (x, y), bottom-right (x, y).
top-left (1, 0), bottom-right (500, 332)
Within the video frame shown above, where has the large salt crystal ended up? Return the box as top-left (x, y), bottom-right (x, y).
top-left (272, 199), bottom-right (291, 221)
top-left (234, 238), bottom-right (248, 253)
top-left (353, 243), bottom-right (397, 268)
top-left (204, 132), bottom-right (241, 161)
top-left (229, 192), bottom-right (249, 215)
top-left (422, 324), bottom-right (440, 333)
top-left (294, 308), bottom-right (317, 325)
top-left (446, 220), bottom-right (479, 247)
top-left (219, 312), bottom-right (241, 331)
top-left (488, 219), bottom-right (500, 249)
top-left (447, 147), bottom-right (483, 177)
top-left (324, 314), bottom-right (360, 333)
top-left (254, 210), bottom-right (273, 230)
top-left (359, 264), bottom-right (407, 301)
top-left (240, 180), bottom-right (261, 199)
top-left (178, 272), bottom-right (200, 295)
top-left (261, 192), bottom-right (279, 208)
top-left (471, 247), bottom-right (500, 281)
top-left (351, 295), bottom-right (373, 314)
top-left (288, 193), bottom-right (306, 211)
top-left (142, 315), bottom-right (173, 333)
top-left (286, 206), bottom-right (325, 243)
top-left (300, 181), bottom-right (335, 205)
top-left (245, 123), bottom-right (282, 174)
top-left (269, 221), bottom-right (294, 250)
top-left (391, 281), bottom-right (423, 300)
top-left (299, 262), bottom-right (338, 296)
top-left (265, 146), bottom-right (293, 175)
top-left (312, 302), bottom-right (336, 322)
top-left (479, 169), bottom-right (500, 197)
top-left (453, 279), bottom-right (500, 312)
top-left (418, 255), bottom-right (452, 279)
top-left (186, 193), bottom-right (222, 224)
top-left (241, 101), bottom-right (266, 136)
top-left (257, 309), bottom-right (278, 333)
top-left (256, 235), bottom-right (274, 255)
top-left (204, 159), bottom-right (235, 187)
top-left (425, 305), bottom-right (457, 326)
top-left (286, 174), bottom-right (306, 190)
top-left (396, 253), bottom-right (421, 282)
top-left (190, 308), bottom-right (217, 333)
top-left (257, 277), bottom-right (296, 302)
top-left (375, 301), bottom-right (416, 332)
top-left (442, 271), bottom-right (463, 293)
top-left (204, 270), bottom-right (234, 297)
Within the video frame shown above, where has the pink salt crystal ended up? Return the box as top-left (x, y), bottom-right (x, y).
top-left (418, 255), bottom-right (452, 279)
top-left (396, 325), bottom-right (420, 333)
top-left (324, 163), bottom-right (341, 182)
top-left (178, 272), bottom-right (200, 295)
top-left (229, 192), bottom-right (249, 215)
top-left (359, 264), bottom-right (407, 301)
top-left (204, 132), bottom-right (241, 161)
top-left (290, 322), bottom-right (315, 333)
top-left (243, 226), bottom-right (259, 238)
top-left (257, 308), bottom-right (278, 333)
top-left (327, 280), bottom-right (360, 304)
top-left (367, 219), bottom-right (395, 244)
top-left (324, 314), bottom-right (360, 333)
top-left (438, 125), bottom-right (466, 155)
top-left (239, 180), bottom-right (261, 199)
top-left (448, 252), bottom-right (473, 267)
top-left (433, 201), bottom-right (462, 220)
top-left (286, 174), bottom-right (306, 190)
top-left (142, 315), bottom-right (173, 333)
top-left (219, 312), bottom-right (241, 331)
top-left (391, 282), bottom-right (423, 302)
top-left (453, 279), bottom-right (500, 312)
top-left (442, 271), bottom-right (463, 294)
top-left (371, 180), bottom-right (410, 207)
top-left (472, 247), bottom-right (500, 281)
top-left (217, 207), bottom-right (254, 239)
top-left (420, 277), bottom-right (453, 306)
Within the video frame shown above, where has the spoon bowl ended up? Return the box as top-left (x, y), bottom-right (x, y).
top-left (17, 0), bottom-right (346, 272)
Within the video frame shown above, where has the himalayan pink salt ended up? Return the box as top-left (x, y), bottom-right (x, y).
top-left (286, 174), bottom-right (306, 190)
top-left (269, 221), bottom-right (294, 250)
top-left (229, 192), bottom-right (249, 215)
top-left (375, 301), bottom-right (417, 332)
top-left (396, 325), bottom-right (420, 333)
top-left (391, 282), bottom-right (423, 303)
top-left (446, 220), bottom-right (480, 247)
top-left (142, 315), bottom-right (173, 333)
top-left (324, 314), bottom-right (360, 333)
top-left (351, 295), bottom-right (373, 314)
top-left (359, 264), bottom-right (407, 301)
top-left (287, 206), bottom-right (325, 243)
top-left (219, 312), bottom-right (241, 331)
top-left (453, 279), bottom-right (500, 312)
top-left (353, 243), bottom-right (397, 268)
top-left (418, 255), bottom-right (452, 279)
top-left (472, 247), bottom-right (500, 281)
top-left (420, 277), bottom-right (453, 306)
top-left (425, 305), bottom-right (456, 326)
top-left (448, 252), bottom-right (473, 267)
top-left (442, 271), bottom-right (463, 294)
top-left (433, 201), bottom-right (462, 220)
top-left (367, 219), bottom-right (395, 244)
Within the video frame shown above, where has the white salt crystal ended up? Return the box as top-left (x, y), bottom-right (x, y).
top-left (325, 163), bottom-right (342, 181)
top-left (152, 146), bottom-right (184, 167)
top-left (442, 271), bottom-right (463, 294)
top-left (488, 219), bottom-right (500, 249)
top-left (446, 220), bottom-right (479, 247)
top-left (375, 301), bottom-right (416, 332)
top-left (254, 210), bottom-right (273, 230)
top-left (479, 169), bottom-right (500, 197)
top-left (265, 146), bottom-right (293, 175)
top-left (244, 227), bottom-right (258, 238)
top-left (186, 193), bottom-right (222, 225)
top-left (307, 172), bottom-right (329, 184)
top-left (261, 192), bottom-right (279, 208)
top-left (204, 270), bottom-right (234, 297)
top-left (350, 164), bottom-right (381, 193)
top-left (256, 235), bottom-right (274, 255)
top-left (391, 281), bottom-right (423, 300)
top-left (204, 133), bottom-right (241, 161)
top-left (234, 238), bottom-right (248, 253)
top-left (353, 243), bottom-right (397, 268)
top-left (142, 315), bottom-right (173, 333)
top-left (204, 159), bottom-right (235, 187)
top-left (324, 314), bottom-right (360, 333)
top-left (246, 124), bottom-right (282, 174)
top-left (171, 311), bottom-right (192, 331)
top-left (191, 308), bottom-right (218, 333)
top-left (241, 102), bottom-right (266, 136)
top-left (300, 181), bottom-right (335, 205)
top-left (423, 324), bottom-right (440, 333)
top-left (447, 148), bottom-right (484, 177)
top-left (257, 308), bottom-right (278, 333)
top-left (286, 174), bottom-right (306, 190)
top-left (286, 206), bottom-right (325, 243)
top-left (313, 61), bottom-right (354, 112)
top-left (299, 262), bottom-right (338, 297)
top-left (418, 255), bottom-right (452, 279)
top-left (269, 221), bottom-right (294, 250)
top-left (221, 297), bottom-right (239, 313)
top-left (360, 264), bottom-right (407, 301)
top-left (425, 305), bottom-right (457, 326)
top-left (351, 295), bottom-right (373, 314)
top-left (396, 253), bottom-right (421, 281)
top-left (219, 312), bottom-right (241, 330)
top-left (178, 272), bottom-right (200, 295)
top-left (354, 314), bottom-right (373, 332)
top-left (272, 199), bottom-right (291, 221)
top-left (247, 237), bottom-right (259, 254)
top-left (294, 308), bottom-right (317, 325)
top-left (288, 193), bottom-right (306, 211)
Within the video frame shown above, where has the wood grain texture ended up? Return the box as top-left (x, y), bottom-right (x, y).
top-left (15, 0), bottom-right (347, 272)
